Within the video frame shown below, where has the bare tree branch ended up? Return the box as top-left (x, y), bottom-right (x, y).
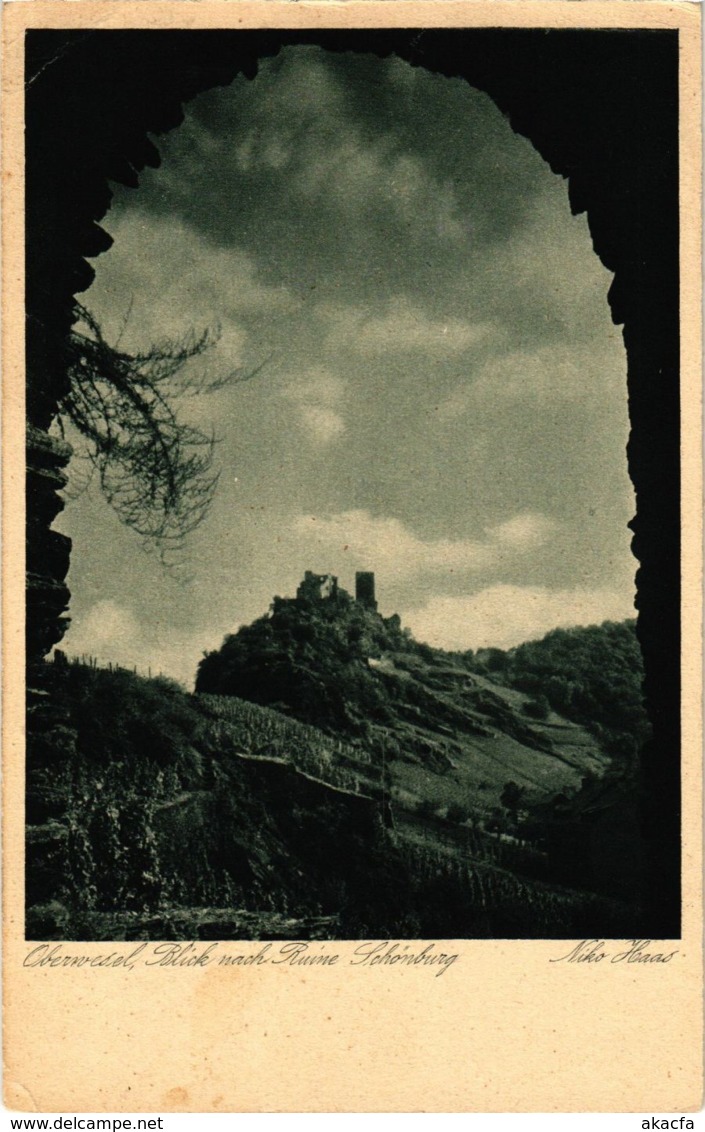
top-left (60, 303), bottom-right (260, 566)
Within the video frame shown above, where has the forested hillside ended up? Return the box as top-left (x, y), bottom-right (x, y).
top-left (27, 659), bottom-right (640, 941)
top-left (470, 620), bottom-right (649, 765)
top-left (28, 582), bottom-right (651, 940)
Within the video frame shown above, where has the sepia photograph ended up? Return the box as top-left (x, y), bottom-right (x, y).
top-left (23, 25), bottom-right (681, 945)
top-left (5, 1), bottom-right (702, 1114)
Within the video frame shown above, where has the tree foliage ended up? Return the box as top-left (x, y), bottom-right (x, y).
top-left (501, 780), bottom-right (525, 815)
top-left (500, 621), bottom-right (649, 763)
top-left (524, 693), bottom-right (550, 720)
top-left (196, 588), bottom-right (412, 733)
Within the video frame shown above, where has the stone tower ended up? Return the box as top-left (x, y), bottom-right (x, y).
top-left (355, 571), bottom-right (377, 612)
top-left (296, 571), bottom-right (338, 601)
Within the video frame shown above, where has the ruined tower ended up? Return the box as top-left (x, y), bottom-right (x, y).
top-left (355, 571), bottom-right (377, 612)
top-left (296, 571), bottom-right (338, 602)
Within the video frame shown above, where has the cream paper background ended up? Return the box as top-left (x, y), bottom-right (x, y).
top-left (2, 0), bottom-right (702, 1113)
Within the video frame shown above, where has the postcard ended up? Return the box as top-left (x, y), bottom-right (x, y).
top-left (2, 0), bottom-right (702, 1113)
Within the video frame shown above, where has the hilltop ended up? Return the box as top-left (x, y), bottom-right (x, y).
top-left (28, 574), bottom-right (648, 940)
top-left (195, 577), bottom-right (643, 819)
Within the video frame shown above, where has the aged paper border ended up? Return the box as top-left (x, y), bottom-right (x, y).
top-left (2, 0), bottom-right (702, 1113)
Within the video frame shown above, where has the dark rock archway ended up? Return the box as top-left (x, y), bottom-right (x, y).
top-left (24, 28), bottom-right (680, 935)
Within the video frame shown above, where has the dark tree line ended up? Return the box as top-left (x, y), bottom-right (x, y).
top-left (473, 621), bottom-right (650, 764)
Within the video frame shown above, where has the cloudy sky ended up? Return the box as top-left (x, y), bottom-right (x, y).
top-left (56, 46), bottom-right (637, 686)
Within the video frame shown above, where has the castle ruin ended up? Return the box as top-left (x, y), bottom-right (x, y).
top-left (296, 571), bottom-right (339, 602)
top-left (355, 571), bottom-right (378, 612)
top-left (295, 570), bottom-right (378, 612)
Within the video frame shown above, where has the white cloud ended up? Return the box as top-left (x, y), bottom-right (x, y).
top-left (403, 584), bottom-right (635, 652)
top-left (357, 301), bottom-right (493, 356)
top-left (88, 210), bottom-right (298, 382)
top-left (298, 407), bottom-right (345, 444)
top-left (282, 368), bottom-right (346, 445)
top-left (490, 512), bottom-right (556, 549)
top-left (235, 131), bottom-right (294, 172)
top-left (65, 599), bottom-right (141, 657)
top-left (436, 342), bottom-right (622, 421)
top-left (435, 385), bottom-right (475, 423)
top-left (290, 508), bottom-right (555, 583)
top-left (295, 135), bottom-right (466, 241)
top-left (284, 369), bottom-right (345, 408)
top-left (61, 598), bottom-right (229, 688)
top-left (473, 346), bottom-right (588, 404)
top-left (491, 187), bottom-right (618, 330)
top-left (320, 296), bottom-right (495, 358)
top-left (203, 49), bottom-right (468, 242)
